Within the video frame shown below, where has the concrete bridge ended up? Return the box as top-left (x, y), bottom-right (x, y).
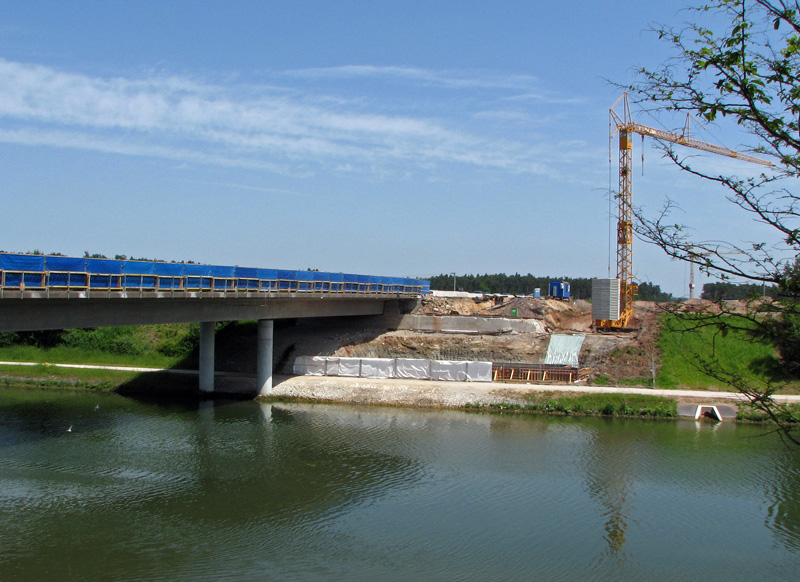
top-left (0, 253), bottom-right (427, 395)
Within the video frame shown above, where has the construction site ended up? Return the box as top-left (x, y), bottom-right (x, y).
top-left (280, 93), bottom-right (774, 390)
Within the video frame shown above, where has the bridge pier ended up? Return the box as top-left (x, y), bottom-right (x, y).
top-left (199, 321), bottom-right (215, 393)
top-left (198, 319), bottom-right (272, 395)
top-left (257, 319), bottom-right (274, 396)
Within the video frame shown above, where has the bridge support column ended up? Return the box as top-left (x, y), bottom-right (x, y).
top-left (199, 321), bottom-right (215, 393)
top-left (257, 319), bottom-right (274, 396)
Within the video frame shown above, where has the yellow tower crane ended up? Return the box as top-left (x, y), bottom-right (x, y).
top-left (595, 93), bottom-right (774, 330)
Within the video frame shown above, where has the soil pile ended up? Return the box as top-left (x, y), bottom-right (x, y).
top-left (264, 297), bottom-right (655, 379)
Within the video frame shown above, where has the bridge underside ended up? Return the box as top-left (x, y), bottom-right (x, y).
top-left (0, 293), bottom-right (417, 332)
top-left (0, 294), bottom-right (419, 397)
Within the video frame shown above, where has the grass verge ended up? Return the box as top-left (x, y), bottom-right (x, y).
top-left (465, 392), bottom-right (677, 418)
top-left (656, 313), bottom-right (800, 393)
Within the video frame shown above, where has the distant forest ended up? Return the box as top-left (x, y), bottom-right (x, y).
top-left (427, 274), bottom-right (673, 302)
top-left (701, 282), bottom-right (779, 300)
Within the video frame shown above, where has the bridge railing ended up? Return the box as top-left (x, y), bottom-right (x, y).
top-left (0, 253), bottom-right (431, 297)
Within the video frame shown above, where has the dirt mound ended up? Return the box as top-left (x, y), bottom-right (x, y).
top-left (417, 296), bottom-right (496, 315)
top-left (420, 295), bottom-right (593, 332)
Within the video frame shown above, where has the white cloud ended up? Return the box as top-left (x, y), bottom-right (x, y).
top-left (285, 65), bottom-right (540, 90)
top-left (0, 59), bottom-right (586, 179)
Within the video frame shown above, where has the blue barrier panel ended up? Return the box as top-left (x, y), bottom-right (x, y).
top-left (122, 261), bottom-right (156, 288)
top-left (211, 265), bottom-right (235, 277)
top-left (122, 261), bottom-right (155, 275)
top-left (1, 253), bottom-right (45, 272)
top-left (154, 262), bottom-right (184, 277)
top-left (235, 266), bottom-right (259, 290)
top-left (184, 264), bottom-right (212, 276)
top-left (123, 275), bottom-right (157, 288)
top-left (329, 272), bottom-right (344, 291)
top-left (20, 272), bottom-right (45, 287)
top-left (344, 274), bottom-right (359, 291)
top-left (277, 270), bottom-right (297, 291)
top-left (211, 265), bottom-right (235, 290)
top-left (47, 272), bottom-right (86, 287)
top-left (2, 252), bottom-right (427, 296)
top-left (257, 268), bottom-right (277, 291)
top-left (86, 258), bottom-right (122, 274)
top-left (46, 256), bottom-right (85, 272)
top-left (184, 264), bottom-right (212, 289)
top-left (46, 256), bottom-right (87, 287)
top-left (0, 253), bottom-right (46, 288)
top-left (86, 259), bottom-right (122, 289)
top-left (295, 271), bottom-right (313, 291)
top-left (157, 277), bottom-right (182, 289)
top-left (312, 271), bottom-right (331, 291)
top-left (154, 262), bottom-right (184, 289)
top-left (236, 266), bottom-right (258, 278)
top-left (89, 275), bottom-right (119, 288)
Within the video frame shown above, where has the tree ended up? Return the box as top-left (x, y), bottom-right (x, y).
top-left (627, 0), bottom-right (800, 444)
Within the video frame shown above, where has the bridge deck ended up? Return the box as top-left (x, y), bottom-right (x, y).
top-left (0, 253), bottom-right (426, 332)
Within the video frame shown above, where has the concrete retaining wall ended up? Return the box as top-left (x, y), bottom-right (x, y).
top-left (397, 315), bottom-right (545, 335)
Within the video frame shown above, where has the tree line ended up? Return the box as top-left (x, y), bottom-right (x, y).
top-left (701, 282), bottom-right (779, 301)
top-left (428, 274), bottom-right (673, 302)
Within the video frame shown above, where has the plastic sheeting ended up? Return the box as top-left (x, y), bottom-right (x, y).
top-left (1, 254), bottom-right (45, 272)
top-left (293, 356), bottom-right (492, 382)
top-left (466, 361), bottom-right (493, 382)
top-left (337, 357), bottom-right (362, 377)
top-left (360, 358), bottom-right (394, 378)
top-left (394, 358), bottom-right (431, 379)
top-left (430, 360), bottom-right (467, 381)
top-left (292, 356), bottom-right (326, 376)
top-left (544, 334), bottom-right (585, 367)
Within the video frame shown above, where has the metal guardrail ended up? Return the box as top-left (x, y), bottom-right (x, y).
top-left (0, 269), bottom-right (425, 298)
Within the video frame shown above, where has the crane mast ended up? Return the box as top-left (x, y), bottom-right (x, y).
top-left (595, 93), bottom-right (773, 330)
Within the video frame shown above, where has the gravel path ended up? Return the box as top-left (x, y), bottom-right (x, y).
top-left (270, 374), bottom-right (800, 408)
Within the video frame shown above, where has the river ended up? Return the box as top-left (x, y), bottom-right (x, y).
top-left (1, 387), bottom-right (798, 581)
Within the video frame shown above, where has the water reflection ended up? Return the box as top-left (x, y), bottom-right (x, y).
top-left (1, 389), bottom-right (799, 581)
top-left (581, 419), bottom-right (637, 563)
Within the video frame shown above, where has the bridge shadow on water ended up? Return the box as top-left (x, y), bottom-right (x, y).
top-left (113, 315), bottom-right (393, 406)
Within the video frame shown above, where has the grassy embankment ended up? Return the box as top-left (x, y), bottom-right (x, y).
top-left (0, 324), bottom-right (203, 393)
top-left (465, 392), bottom-right (678, 419)
top-left (656, 313), bottom-right (800, 422)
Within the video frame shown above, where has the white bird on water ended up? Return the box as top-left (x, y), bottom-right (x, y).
top-left (66, 425), bottom-right (73, 433)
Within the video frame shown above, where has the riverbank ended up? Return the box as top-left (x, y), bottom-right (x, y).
top-left (4, 361), bottom-right (800, 421)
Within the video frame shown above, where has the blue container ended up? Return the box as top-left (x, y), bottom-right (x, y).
top-left (549, 281), bottom-right (570, 299)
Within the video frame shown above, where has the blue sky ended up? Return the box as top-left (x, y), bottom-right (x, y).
top-left (0, 1), bottom-right (778, 296)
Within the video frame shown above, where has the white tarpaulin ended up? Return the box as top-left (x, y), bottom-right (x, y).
top-left (430, 360), bottom-right (468, 382)
top-left (325, 357), bottom-right (340, 376)
top-left (360, 358), bottom-right (395, 378)
top-left (292, 355), bottom-right (310, 375)
top-left (394, 358), bottom-right (431, 379)
top-left (337, 357), bottom-right (362, 377)
top-left (466, 361), bottom-right (493, 382)
top-left (544, 334), bottom-right (585, 367)
top-left (293, 355), bottom-right (326, 376)
top-left (292, 356), bottom-right (492, 382)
